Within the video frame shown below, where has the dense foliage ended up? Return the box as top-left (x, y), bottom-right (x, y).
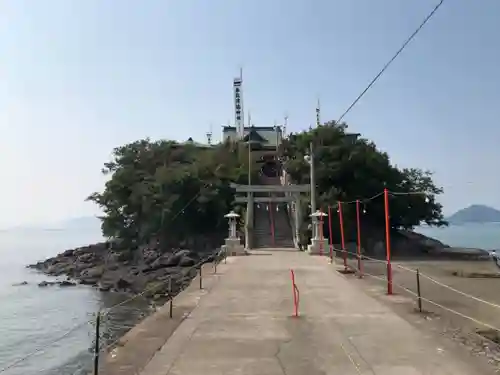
top-left (87, 139), bottom-right (254, 251)
top-left (280, 122), bottom-right (446, 242)
top-left (88, 121), bottom-right (446, 250)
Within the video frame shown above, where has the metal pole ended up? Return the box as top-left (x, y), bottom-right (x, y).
top-left (269, 203), bottom-right (275, 247)
top-left (384, 188), bottom-right (393, 295)
top-left (248, 141), bottom-right (251, 186)
top-left (199, 265), bottom-right (203, 290)
top-left (356, 200), bottom-right (363, 277)
top-left (319, 211), bottom-right (324, 256)
top-left (338, 202), bottom-right (347, 271)
top-left (93, 311), bottom-right (100, 375)
top-left (309, 142), bottom-right (316, 239)
top-left (328, 205), bottom-right (333, 262)
top-left (416, 269), bottom-right (422, 313)
top-left (168, 278), bottom-right (173, 318)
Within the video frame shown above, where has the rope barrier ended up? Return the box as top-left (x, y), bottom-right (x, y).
top-left (415, 271), bottom-right (500, 311)
top-left (0, 249), bottom-right (221, 373)
top-left (0, 320), bottom-right (92, 373)
top-left (0, 181), bottom-right (228, 373)
top-left (103, 250), bottom-right (217, 316)
top-left (99, 249), bottom-right (221, 355)
top-left (357, 268), bottom-right (500, 334)
top-left (331, 246), bottom-right (500, 312)
top-left (326, 189), bottom-right (429, 208)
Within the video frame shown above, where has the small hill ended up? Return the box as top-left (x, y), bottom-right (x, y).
top-left (447, 205), bottom-right (500, 224)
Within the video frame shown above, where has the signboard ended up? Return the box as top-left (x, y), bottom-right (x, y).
top-left (233, 78), bottom-right (243, 137)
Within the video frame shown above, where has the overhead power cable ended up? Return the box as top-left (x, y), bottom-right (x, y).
top-left (336, 0), bottom-right (445, 124)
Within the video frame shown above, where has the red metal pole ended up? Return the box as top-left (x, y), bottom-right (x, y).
top-left (356, 200), bottom-right (363, 277)
top-left (290, 269), bottom-right (298, 317)
top-left (384, 188), bottom-right (393, 295)
top-left (319, 210), bottom-right (324, 256)
top-left (328, 206), bottom-right (333, 261)
top-left (338, 201), bottom-right (347, 270)
top-left (269, 203), bottom-right (275, 247)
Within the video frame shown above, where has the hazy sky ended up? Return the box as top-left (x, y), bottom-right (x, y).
top-left (0, 0), bottom-right (499, 227)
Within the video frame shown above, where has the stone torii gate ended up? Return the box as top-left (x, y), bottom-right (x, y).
top-left (231, 183), bottom-right (310, 250)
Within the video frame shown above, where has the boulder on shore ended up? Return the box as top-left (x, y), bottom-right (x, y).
top-left (28, 242), bottom-right (212, 297)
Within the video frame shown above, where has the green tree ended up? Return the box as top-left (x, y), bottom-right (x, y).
top-left (280, 121), bottom-right (446, 242)
top-left (88, 121), bottom-right (445, 254)
top-left (87, 138), bottom-right (254, 252)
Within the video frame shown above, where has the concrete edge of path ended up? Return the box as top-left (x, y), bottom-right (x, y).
top-left (98, 259), bottom-right (236, 375)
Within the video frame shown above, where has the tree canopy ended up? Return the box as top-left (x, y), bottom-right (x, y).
top-left (280, 121), bottom-right (446, 242)
top-left (88, 121), bottom-right (446, 251)
top-left (87, 139), bottom-right (254, 251)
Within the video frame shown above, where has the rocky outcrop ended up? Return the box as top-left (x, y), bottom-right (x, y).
top-left (28, 241), bottom-right (216, 299)
top-left (334, 228), bottom-right (490, 260)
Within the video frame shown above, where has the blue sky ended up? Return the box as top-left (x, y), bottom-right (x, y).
top-left (0, 0), bottom-right (499, 227)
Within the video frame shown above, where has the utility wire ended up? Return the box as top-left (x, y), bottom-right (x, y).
top-left (336, 0), bottom-right (445, 124)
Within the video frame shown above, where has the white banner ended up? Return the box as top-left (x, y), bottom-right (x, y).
top-left (233, 78), bottom-right (243, 137)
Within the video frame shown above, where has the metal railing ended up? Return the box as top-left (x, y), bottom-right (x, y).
top-left (0, 247), bottom-right (227, 375)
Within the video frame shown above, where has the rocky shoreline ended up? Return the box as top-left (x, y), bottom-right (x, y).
top-left (25, 230), bottom-right (494, 298)
top-left (27, 242), bottom-right (218, 301)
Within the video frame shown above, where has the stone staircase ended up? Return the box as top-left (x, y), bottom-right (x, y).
top-left (253, 201), bottom-right (295, 249)
top-left (249, 160), bottom-right (296, 249)
top-left (273, 203), bottom-right (295, 248)
top-left (253, 203), bottom-right (272, 248)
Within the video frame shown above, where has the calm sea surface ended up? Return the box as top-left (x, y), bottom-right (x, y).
top-left (0, 225), bottom-right (151, 375)
top-left (1, 222), bottom-right (500, 374)
top-left (416, 222), bottom-right (500, 250)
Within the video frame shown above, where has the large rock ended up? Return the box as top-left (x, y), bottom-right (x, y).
top-left (77, 253), bottom-right (95, 263)
top-left (150, 255), bottom-right (178, 269)
top-left (179, 256), bottom-right (196, 267)
top-left (46, 263), bottom-right (75, 276)
top-left (115, 277), bottom-right (133, 290)
top-left (79, 278), bottom-right (99, 286)
top-left (38, 281), bottom-right (57, 287)
top-left (59, 280), bottom-right (76, 287)
top-left (80, 266), bottom-right (104, 279)
top-left (61, 249), bottom-right (75, 257)
top-left (149, 250), bottom-right (195, 269)
top-left (27, 240), bottom-right (215, 299)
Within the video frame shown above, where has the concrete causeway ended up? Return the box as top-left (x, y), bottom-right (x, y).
top-left (139, 249), bottom-right (488, 375)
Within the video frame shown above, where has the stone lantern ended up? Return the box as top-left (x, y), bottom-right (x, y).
top-left (223, 211), bottom-right (246, 256)
top-left (307, 210), bottom-right (329, 255)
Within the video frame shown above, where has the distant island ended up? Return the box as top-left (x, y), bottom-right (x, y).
top-left (447, 205), bottom-right (500, 224)
top-left (1, 216), bottom-right (101, 232)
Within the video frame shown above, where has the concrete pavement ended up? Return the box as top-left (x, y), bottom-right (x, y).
top-left (139, 249), bottom-right (488, 375)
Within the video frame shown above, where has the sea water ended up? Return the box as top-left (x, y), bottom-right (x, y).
top-left (416, 222), bottom-right (500, 250)
top-left (0, 226), bottom-right (151, 375)
top-left (1, 222), bottom-right (499, 374)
